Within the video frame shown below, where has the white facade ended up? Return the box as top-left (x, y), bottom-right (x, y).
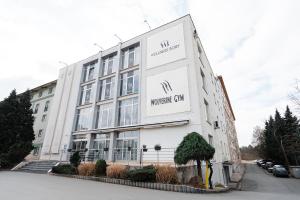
top-left (37, 15), bottom-right (238, 185)
top-left (27, 81), bottom-right (56, 159)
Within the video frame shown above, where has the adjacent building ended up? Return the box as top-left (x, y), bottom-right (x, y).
top-left (27, 15), bottom-right (239, 185)
top-left (27, 80), bottom-right (56, 159)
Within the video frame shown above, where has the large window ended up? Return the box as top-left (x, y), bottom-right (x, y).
top-left (82, 61), bottom-right (97, 82)
top-left (91, 134), bottom-right (110, 160)
top-left (121, 45), bottom-right (139, 69)
top-left (118, 97), bottom-right (138, 126)
top-left (101, 55), bottom-right (116, 77)
top-left (204, 99), bottom-right (210, 123)
top-left (79, 84), bottom-right (94, 105)
top-left (75, 107), bottom-right (92, 131)
top-left (44, 101), bottom-right (50, 112)
top-left (120, 70), bottom-right (139, 96)
top-left (99, 77), bottom-right (115, 101)
top-left (201, 69), bottom-right (207, 92)
top-left (115, 131), bottom-right (139, 161)
top-left (95, 104), bottom-right (113, 129)
top-left (34, 103), bottom-right (39, 114)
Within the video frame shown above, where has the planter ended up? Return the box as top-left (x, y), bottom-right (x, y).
top-left (50, 173), bottom-right (230, 193)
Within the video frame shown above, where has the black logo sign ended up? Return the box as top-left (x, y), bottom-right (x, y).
top-left (160, 80), bottom-right (172, 94)
top-left (160, 40), bottom-right (169, 48)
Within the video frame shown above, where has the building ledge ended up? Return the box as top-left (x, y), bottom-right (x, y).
top-left (72, 120), bottom-right (189, 135)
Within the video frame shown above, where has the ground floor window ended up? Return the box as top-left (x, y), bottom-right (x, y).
top-left (115, 131), bottom-right (139, 161)
top-left (90, 134), bottom-right (110, 160)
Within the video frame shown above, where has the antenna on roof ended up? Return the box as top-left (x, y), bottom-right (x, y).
top-left (144, 19), bottom-right (151, 30)
top-left (93, 43), bottom-right (104, 51)
top-left (114, 34), bottom-right (123, 43)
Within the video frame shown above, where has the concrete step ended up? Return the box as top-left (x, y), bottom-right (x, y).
top-left (17, 160), bottom-right (58, 174)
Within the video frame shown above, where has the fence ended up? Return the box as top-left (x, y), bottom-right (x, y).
top-left (66, 147), bottom-right (176, 166)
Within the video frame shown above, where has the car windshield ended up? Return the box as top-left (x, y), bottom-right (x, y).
top-left (276, 167), bottom-right (286, 171)
top-left (273, 165), bottom-right (283, 168)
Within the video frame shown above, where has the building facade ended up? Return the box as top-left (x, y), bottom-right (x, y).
top-left (27, 80), bottom-right (56, 159)
top-left (33, 15), bottom-right (239, 185)
top-left (218, 76), bottom-right (241, 168)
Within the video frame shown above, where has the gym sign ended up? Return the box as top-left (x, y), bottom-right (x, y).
top-left (146, 67), bottom-right (190, 116)
top-left (147, 23), bottom-right (186, 69)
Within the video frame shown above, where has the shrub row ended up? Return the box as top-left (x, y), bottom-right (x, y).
top-left (52, 161), bottom-right (178, 184)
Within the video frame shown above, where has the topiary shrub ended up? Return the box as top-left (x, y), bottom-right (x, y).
top-left (95, 159), bottom-right (107, 176)
top-left (70, 151), bottom-right (81, 168)
top-left (107, 164), bottom-right (128, 179)
top-left (52, 164), bottom-right (76, 175)
top-left (78, 163), bottom-right (95, 176)
top-left (127, 166), bottom-right (156, 182)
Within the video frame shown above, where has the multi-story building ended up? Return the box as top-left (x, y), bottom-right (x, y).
top-left (31, 15), bottom-right (239, 185)
top-left (218, 76), bottom-right (241, 167)
top-left (26, 80), bottom-right (57, 160)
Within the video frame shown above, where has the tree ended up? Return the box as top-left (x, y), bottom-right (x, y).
top-left (289, 79), bottom-right (300, 114)
top-left (283, 106), bottom-right (300, 165)
top-left (0, 90), bottom-right (34, 168)
top-left (70, 151), bottom-right (81, 168)
top-left (174, 132), bottom-right (215, 186)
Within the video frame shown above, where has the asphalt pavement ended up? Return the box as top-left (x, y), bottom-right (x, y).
top-left (0, 163), bottom-right (299, 200)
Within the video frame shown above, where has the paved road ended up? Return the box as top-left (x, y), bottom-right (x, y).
top-left (0, 164), bottom-right (299, 200)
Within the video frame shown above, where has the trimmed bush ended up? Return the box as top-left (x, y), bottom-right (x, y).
top-left (78, 163), bottom-right (95, 176)
top-left (70, 151), bottom-right (81, 167)
top-left (106, 164), bottom-right (128, 179)
top-left (52, 164), bottom-right (76, 175)
top-left (127, 166), bottom-right (156, 182)
top-left (95, 160), bottom-right (107, 176)
top-left (155, 165), bottom-right (178, 184)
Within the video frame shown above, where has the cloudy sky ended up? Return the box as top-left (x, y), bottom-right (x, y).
top-left (0, 0), bottom-right (299, 146)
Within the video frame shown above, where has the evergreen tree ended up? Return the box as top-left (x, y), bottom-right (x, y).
top-left (174, 132), bottom-right (215, 186)
top-left (283, 106), bottom-right (300, 165)
top-left (0, 90), bottom-right (34, 168)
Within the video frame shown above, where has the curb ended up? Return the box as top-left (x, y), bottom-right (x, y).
top-left (50, 173), bottom-right (230, 194)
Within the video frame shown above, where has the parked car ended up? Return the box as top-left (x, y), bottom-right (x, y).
top-left (264, 161), bottom-right (273, 169)
top-left (273, 166), bottom-right (289, 177)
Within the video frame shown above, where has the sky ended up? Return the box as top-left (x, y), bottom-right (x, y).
top-left (0, 0), bottom-right (299, 146)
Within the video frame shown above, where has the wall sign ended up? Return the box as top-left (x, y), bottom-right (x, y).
top-left (146, 67), bottom-right (190, 116)
top-left (147, 23), bottom-right (186, 69)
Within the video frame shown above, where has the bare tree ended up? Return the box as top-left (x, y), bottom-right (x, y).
top-left (289, 79), bottom-right (300, 114)
top-left (252, 126), bottom-right (264, 146)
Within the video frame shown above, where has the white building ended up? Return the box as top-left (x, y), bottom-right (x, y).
top-left (27, 80), bottom-right (56, 159)
top-left (34, 15), bottom-right (239, 185)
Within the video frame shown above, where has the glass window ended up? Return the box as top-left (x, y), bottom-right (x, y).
top-left (121, 45), bottom-right (139, 69)
top-left (101, 55), bottom-right (116, 77)
top-left (75, 108), bottom-right (92, 131)
top-left (204, 99), bottom-right (210, 122)
top-left (38, 91), bottom-right (43, 97)
top-left (120, 70), bottom-right (139, 96)
top-left (96, 104), bottom-right (113, 129)
top-left (41, 114), bottom-right (47, 122)
top-left (72, 141), bottom-right (87, 151)
top-left (201, 70), bottom-right (207, 91)
top-left (115, 131), bottom-right (139, 161)
top-left (208, 135), bottom-right (213, 146)
top-left (118, 97), bottom-right (138, 126)
top-left (82, 61), bottom-right (97, 82)
top-left (99, 77), bottom-right (115, 101)
top-left (91, 134), bottom-right (110, 160)
top-left (34, 103), bottom-right (39, 114)
top-left (79, 84), bottom-right (94, 105)
top-left (48, 87), bottom-right (53, 94)
top-left (44, 101), bottom-right (50, 112)
top-left (38, 129), bottom-right (43, 137)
